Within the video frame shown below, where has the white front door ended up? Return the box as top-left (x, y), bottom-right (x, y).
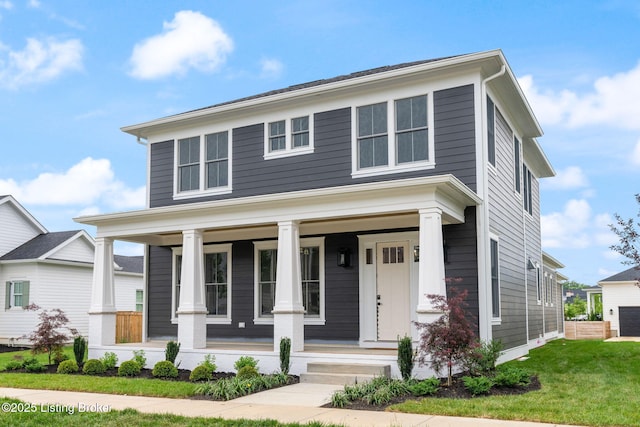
top-left (376, 241), bottom-right (411, 341)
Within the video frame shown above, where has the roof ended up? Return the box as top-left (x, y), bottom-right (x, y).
top-left (599, 266), bottom-right (640, 283)
top-left (0, 230), bottom-right (81, 260)
top-left (114, 255), bottom-right (144, 274)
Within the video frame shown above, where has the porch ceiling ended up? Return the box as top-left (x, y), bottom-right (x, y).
top-left (75, 174), bottom-right (480, 246)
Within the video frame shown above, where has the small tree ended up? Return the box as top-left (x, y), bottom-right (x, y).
top-left (564, 296), bottom-right (587, 320)
top-left (22, 304), bottom-right (78, 365)
top-left (414, 288), bottom-right (477, 386)
top-left (610, 194), bottom-right (640, 285)
top-left (279, 337), bottom-right (291, 375)
top-left (397, 335), bottom-right (414, 381)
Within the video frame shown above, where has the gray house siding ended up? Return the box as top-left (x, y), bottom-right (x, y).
top-left (148, 85), bottom-right (476, 208)
top-left (526, 175), bottom-right (543, 341)
top-left (489, 107), bottom-right (528, 349)
top-left (147, 245), bottom-right (177, 338)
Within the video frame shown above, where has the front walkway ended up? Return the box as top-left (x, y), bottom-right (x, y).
top-left (1, 386), bottom-right (585, 427)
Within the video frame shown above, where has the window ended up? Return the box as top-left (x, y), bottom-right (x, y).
top-left (5, 281), bottom-right (29, 309)
top-left (135, 290), bottom-right (143, 312)
top-left (357, 102), bottom-right (388, 169)
top-left (264, 115), bottom-right (313, 159)
top-left (178, 136), bottom-right (200, 192)
top-left (254, 238), bottom-right (325, 324)
top-left (487, 96), bottom-right (496, 167)
top-left (490, 239), bottom-right (500, 319)
top-left (175, 131), bottom-right (231, 198)
top-left (536, 265), bottom-right (542, 303)
top-left (396, 95), bottom-right (428, 164)
top-left (206, 131), bottom-right (229, 189)
top-left (523, 164), bottom-right (533, 215)
top-left (172, 244), bottom-right (232, 323)
top-left (514, 137), bottom-right (521, 194)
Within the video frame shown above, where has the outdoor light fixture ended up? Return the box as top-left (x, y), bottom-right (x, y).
top-left (337, 248), bottom-right (350, 267)
top-left (413, 245), bottom-right (420, 262)
top-left (527, 259), bottom-right (539, 270)
top-left (609, 308), bottom-right (614, 315)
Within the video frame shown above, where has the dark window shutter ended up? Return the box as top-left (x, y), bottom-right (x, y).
top-left (5, 282), bottom-right (10, 309)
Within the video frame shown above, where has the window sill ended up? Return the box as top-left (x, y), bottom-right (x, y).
top-left (264, 146), bottom-right (314, 160)
top-left (491, 317), bottom-right (502, 326)
top-left (352, 162), bottom-right (435, 179)
top-left (174, 187), bottom-right (232, 201)
top-left (171, 317), bottom-right (232, 325)
top-left (253, 317), bottom-right (326, 326)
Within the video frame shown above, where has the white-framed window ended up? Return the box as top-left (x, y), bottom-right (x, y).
top-left (264, 115), bottom-right (314, 159)
top-left (489, 236), bottom-right (500, 319)
top-left (171, 244), bottom-right (232, 324)
top-left (352, 94), bottom-right (434, 177)
top-left (523, 164), bottom-right (533, 215)
top-left (536, 265), bottom-right (542, 303)
top-left (135, 289), bottom-right (143, 312)
top-left (487, 95), bottom-right (496, 167)
top-left (513, 136), bottom-right (521, 194)
top-left (174, 130), bottom-right (232, 199)
top-left (5, 280), bottom-right (29, 309)
top-left (253, 237), bottom-right (325, 325)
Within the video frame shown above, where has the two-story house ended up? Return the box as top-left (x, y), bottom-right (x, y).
top-left (76, 49), bottom-right (563, 377)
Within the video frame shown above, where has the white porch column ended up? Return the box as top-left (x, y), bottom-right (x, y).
top-left (88, 237), bottom-right (116, 346)
top-left (272, 220), bottom-right (305, 352)
top-left (177, 229), bottom-right (207, 349)
top-left (416, 207), bottom-right (447, 325)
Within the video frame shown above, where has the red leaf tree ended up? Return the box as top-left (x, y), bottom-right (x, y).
top-left (414, 288), bottom-right (477, 386)
top-left (22, 304), bottom-right (78, 365)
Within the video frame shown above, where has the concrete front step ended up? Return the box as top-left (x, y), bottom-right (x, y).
top-left (299, 362), bottom-right (391, 385)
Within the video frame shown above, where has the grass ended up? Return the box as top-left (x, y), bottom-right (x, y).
top-left (391, 339), bottom-right (640, 427)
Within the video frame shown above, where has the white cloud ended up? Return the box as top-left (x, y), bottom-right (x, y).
top-left (0, 37), bottom-right (83, 90)
top-left (543, 166), bottom-right (589, 190)
top-left (519, 61), bottom-right (640, 130)
top-left (0, 157), bottom-right (145, 210)
top-left (129, 10), bottom-right (233, 80)
top-left (542, 199), bottom-right (592, 248)
top-left (0, 1), bottom-right (13, 10)
top-left (260, 58), bottom-right (283, 78)
top-left (632, 139), bottom-right (640, 166)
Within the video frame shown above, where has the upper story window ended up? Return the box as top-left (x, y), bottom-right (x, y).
top-left (353, 94), bottom-right (434, 178)
top-left (175, 131), bottom-right (232, 199)
top-left (264, 115), bottom-right (314, 159)
top-left (523, 164), bottom-right (533, 215)
top-left (487, 96), bottom-right (496, 167)
top-left (514, 136), bottom-right (521, 194)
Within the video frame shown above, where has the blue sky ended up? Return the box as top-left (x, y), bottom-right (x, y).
top-left (1, 0), bottom-right (639, 286)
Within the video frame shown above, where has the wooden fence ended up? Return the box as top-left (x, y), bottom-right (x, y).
top-left (565, 321), bottom-right (611, 340)
top-left (116, 311), bottom-right (142, 343)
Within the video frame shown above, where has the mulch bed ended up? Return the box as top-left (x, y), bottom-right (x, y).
top-left (0, 344), bottom-right (29, 354)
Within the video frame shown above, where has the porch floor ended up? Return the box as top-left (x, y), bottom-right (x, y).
top-left (120, 340), bottom-right (397, 356)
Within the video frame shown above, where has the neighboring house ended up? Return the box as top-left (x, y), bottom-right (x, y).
top-left (598, 266), bottom-right (640, 337)
top-left (542, 252), bottom-right (566, 339)
top-left (0, 195), bottom-right (143, 345)
top-left (76, 49), bottom-right (563, 377)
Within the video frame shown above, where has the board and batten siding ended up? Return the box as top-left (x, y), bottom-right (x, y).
top-left (0, 202), bottom-right (42, 257)
top-left (488, 108), bottom-right (528, 349)
top-left (148, 85), bottom-right (477, 208)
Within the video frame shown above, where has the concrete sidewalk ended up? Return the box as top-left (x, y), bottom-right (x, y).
top-left (1, 385), bottom-right (583, 427)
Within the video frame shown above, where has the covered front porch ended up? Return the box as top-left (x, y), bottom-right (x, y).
top-left (76, 175), bottom-right (480, 377)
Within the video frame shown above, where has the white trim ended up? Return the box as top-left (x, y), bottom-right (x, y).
top-left (171, 243), bottom-right (233, 325)
top-left (252, 237), bottom-right (326, 325)
top-left (263, 114), bottom-right (315, 159)
top-left (489, 232), bottom-right (501, 323)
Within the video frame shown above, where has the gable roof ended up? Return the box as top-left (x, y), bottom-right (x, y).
top-left (114, 255), bottom-right (144, 274)
top-left (0, 195), bottom-right (48, 235)
top-left (0, 230), bottom-right (82, 261)
top-left (599, 266), bottom-right (640, 283)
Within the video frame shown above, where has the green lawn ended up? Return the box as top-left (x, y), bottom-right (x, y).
top-left (391, 339), bottom-right (640, 427)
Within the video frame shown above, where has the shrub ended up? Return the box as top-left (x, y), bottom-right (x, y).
top-left (201, 354), bottom-right (217, 371)
top-left (152, 360), bottom-right (178, 379)
top-left (279, 337), bottom-right (291, 374)
top-left (494, 366), bottom-right (531, 387)
top-left (53, 348), bottom-right (69, 364)
top-left (234, 356), bottom-right (258, 372)
top-left (415, 288), bottom-right (478, 386)
top-left (465, 339), bottom-right (504, 376)
top-left (73, 336), bottom-right (87, 366)
top-left (330, 391), bottom-right (349, 408)
top-left (82, 359), bottom-right (106, 375)
top-left (397, 334), bottom-right (414, 381)
top-left (57, 359), bottom-right (79, 374)
top-left (189, 365), bottom-right (213, 382)
top-left (236, 365), bottom-right (259, 380)
top-left (4, 360), bottom-right (23, 371)
top-left (23, 358), bottom-right (46, 373)
top-left (462, 376), bottom-right (493, 396)
top-left (118, 360), bottom-right (141, 377)
top-left (132, 350), bottom-right (146, 369)
top-left (408, 377), bottom-right (440, 396)
top-left (194, 373), bottom-right (292, 400)
top-left (101, 352), bottom-right (118, 370)
top-left (22, 304), bottom-right (78, 365)
top-left (165, 341), bottom-right (180, 364)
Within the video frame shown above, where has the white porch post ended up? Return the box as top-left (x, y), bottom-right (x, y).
top-left (272, 220), bottom-right (305, 352)
top-left (416, 207), bottom-right (447, 326)
top-left (88, 237), bottom-right (116, 346)
top-left (177, 229), bottom-right (207, 349)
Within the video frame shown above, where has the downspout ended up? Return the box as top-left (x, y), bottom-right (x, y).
top-left (478, 65), bottom-right (507, 343)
